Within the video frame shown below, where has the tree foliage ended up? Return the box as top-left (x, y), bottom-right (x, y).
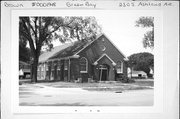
top-left (127, 52), bottom-right (154, 77)
top-left (19, 16), bottom-right (101, 82)
top-left (136, 17), bottom-right (154, 49)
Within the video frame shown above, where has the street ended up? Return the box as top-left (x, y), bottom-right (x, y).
top-left (19, 83), bottom-right (153, 106)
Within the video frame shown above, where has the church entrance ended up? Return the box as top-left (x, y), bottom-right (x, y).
top-left (99, 64), bottom-right (109, 81)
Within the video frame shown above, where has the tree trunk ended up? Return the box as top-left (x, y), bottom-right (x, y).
top-left (31, 56), bottom-right (39, 83)
top-left (30, 64), bottom-right (34, 79)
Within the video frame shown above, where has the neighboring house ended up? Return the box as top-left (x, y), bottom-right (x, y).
top-left (38, 34), bottom-right (128, 82)
top-left (149, 68), bottom-right (154, 78)
top-left (19, 61), bottom-right (31, 78)
top-left (128, 70), bottom-right (147, 79)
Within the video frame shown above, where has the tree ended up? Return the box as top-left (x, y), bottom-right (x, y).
top-left (19, 16), bottom-right (101, 82)
top-left (128, 52), bottom-right (154, 77)
top-left (136, 17), bottom-right (154, 49)
top-left (19, 36), bottom-right (31, 62)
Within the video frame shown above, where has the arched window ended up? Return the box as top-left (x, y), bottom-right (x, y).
top-left (80, 57), bottom-right (88, 73)
top-left (116, 61), bottom-right (123, 73)
top-left (64, 60), bottom-right (68, 70)
top-left (57, 62), bottom-right (61, 71)
top-left (46, 63), bottom-right (49, 71)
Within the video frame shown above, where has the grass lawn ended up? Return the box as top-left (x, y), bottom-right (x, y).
top-left (20, 78), bottom-right (154, 92)
top-left (133, 79), bottom-right (154, 87)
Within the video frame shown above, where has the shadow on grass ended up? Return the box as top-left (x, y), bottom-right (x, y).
top-left (20, 79), bottom-right (62, 84)
top-left (83, 86), bottom-right (152, 92)
top-left (19, 102), bottom-right (89, 106)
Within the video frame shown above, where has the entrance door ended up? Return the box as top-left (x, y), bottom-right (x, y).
top-left (99, 64), bottom-right (109, 81)
top-left (101, 70), bottom-right (108, 81)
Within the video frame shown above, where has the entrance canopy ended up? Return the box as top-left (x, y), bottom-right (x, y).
top-left (93, 53), bottom-right (116, 66)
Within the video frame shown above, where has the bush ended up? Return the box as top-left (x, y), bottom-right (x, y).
top-left (122, 78), bottom-right (135, 83)
top-left (19, 82), bottom-right (22, 85)
top-left (120, 75), bottom-right (135, 83)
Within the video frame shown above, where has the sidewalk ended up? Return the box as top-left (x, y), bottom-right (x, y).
top-left (19, 83), bottom-right (154, 106)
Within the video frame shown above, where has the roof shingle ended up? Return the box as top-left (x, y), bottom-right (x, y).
top-left (39, 43), bottom-right (73, 63)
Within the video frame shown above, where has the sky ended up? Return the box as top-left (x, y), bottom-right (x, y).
top-left (94, 11), bottom-right (154, 57)
top-left (51, 10), bottom-right (155, 57)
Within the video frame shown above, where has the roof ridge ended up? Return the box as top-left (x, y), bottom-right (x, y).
top-left (39, 43), bottom-right (74, 63)
top-left (93, 53), bottom-right (116, 66)
top-left (74, 34), bottom-right (103, 55)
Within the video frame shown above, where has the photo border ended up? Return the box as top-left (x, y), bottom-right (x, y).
top-left (11, 9), bottom-right (163, 114)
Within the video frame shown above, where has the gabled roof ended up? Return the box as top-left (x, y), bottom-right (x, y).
top-left (74, 34), bottom-right (103, 55)
top-left (39, 43), bottom-right (73, 63)
top-left (93, 53), bottom-right (116, 66)
top-left (102, 34), bottom-right (126, 59)
top-left (19, 61), bottom-right (29, 65)
top-left (39, 34), bottom-right (127, 63)
top-left (48, 40), bottom-right (88, 60)
top-left (75, 34), bottom-right (127, 60)
top-left (39, 35), bottom-right (101, 63)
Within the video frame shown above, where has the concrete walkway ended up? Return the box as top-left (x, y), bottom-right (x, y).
top-left (19, 84), bottom-right (153, 106)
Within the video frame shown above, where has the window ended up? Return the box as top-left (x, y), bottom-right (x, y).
top-left (41, 64), bottom-right (45, 79)
top-left (46, 64), bottom-right (49, 71)
top-left (51, 63), bottom-right (54, 71)
top-left (57, 64), bottom-right (61, 70)
top-left (100, 45), bottom-right (106, 51)
top-left (80, 57), bottom-right (88, 73)
top-left (64, 60), bottom-right (68, 70)
top-left (41, 64), bottom-right (44, 71)
top-left (116, 61), bottom-right (123, 73)
top-left (101, 38), bottom-right (105, 41)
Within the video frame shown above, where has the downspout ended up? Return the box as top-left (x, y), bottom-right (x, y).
top-left (68, 58), bottom-right (71, 82)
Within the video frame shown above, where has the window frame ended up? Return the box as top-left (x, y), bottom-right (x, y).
top-left (64, 60), bottom-right (68, 70)
top-left (116, 61), bottom-right (123, 73)
top-left (80, 57), bottom-right (88, 73)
